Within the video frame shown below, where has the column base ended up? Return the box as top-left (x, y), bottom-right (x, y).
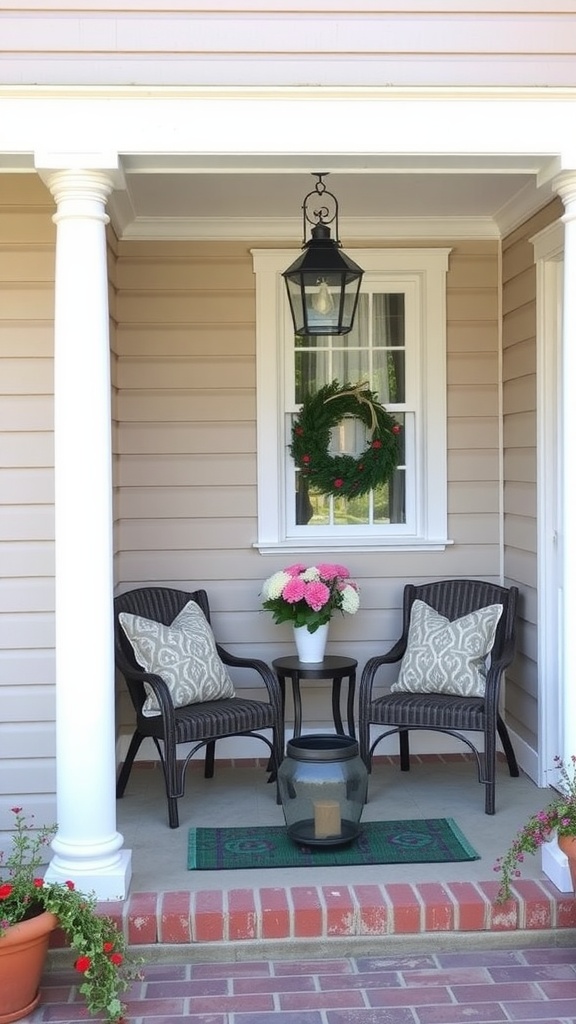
top-left (541, 836), bottom-right (573, 893)
top-left (45, 849), bottom-right (132, 901)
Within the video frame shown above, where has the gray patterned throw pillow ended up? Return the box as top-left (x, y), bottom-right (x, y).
top-left (391, 599), bottom-right (503, 698)
top-left (119, 601), bottom-right (235, 717)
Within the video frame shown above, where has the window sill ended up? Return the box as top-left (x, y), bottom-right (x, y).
top-left (254, 538), bottom-right (453, 555)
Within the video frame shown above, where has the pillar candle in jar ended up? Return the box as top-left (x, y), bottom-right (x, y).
top-left (313, 800), bottom-right (341, 839)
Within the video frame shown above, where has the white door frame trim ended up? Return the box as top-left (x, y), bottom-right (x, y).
top-left (532, 220), bottom-right (564, 787)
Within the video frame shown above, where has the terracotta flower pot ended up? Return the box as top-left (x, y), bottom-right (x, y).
top-left (0, 910), bottom-right (58, 1024)
top-left (558, 833), bottom-right (576, 891)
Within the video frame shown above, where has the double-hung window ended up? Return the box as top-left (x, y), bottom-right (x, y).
top-left (252, 248), bottom-right (450, 553)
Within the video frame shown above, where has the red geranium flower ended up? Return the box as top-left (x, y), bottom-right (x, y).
top-left (0, 883), bottom-right (13, 899)
top-left (33, 878), bottom-right (44, 888)
top-left (65, 880), bottom-right (75, 890)
top-left (74, 955), bottom-right (92, 973)
top-left (110, 952), bottom-right (124, 966)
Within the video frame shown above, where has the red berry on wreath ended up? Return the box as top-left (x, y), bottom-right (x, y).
top-left (334, 478), bottom-right (344, 489)
top-left (302, 454), bottom-right (311, 464)
top-left (371, 439), bottom-right (382, 449)
top-left (392, 424), bottom-right (401, 434)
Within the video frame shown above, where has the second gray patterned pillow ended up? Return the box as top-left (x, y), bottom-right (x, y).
top-left (391, 599), bottom-right (503, 698)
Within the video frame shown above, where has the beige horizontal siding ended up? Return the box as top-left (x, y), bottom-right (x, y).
top-left (117, 356), bottom-right (254, 391)
top-left (0, 468), bottom-right (53, 503)
top-left (118, 485), bottom-right (256, 519)
top-left (448, 385), bottom-right (498, 418)
top-left (505, 410), bottom-right (537, 447)
top-left (117, 324), bottom-right (254, 358)
top-left (449, 449), bottom-right (499, 480)
top-left (115, 236), bottom-right (501, 608)
top-left (504, 480), bottom-right (537, 518)
top-left (1, 542), bottom-right (54, 577)
top-left (118, 453), bottom-right (255, 487)
top-left (118, 422), bottom-right (255, 454)
top-left (503, 375), bottom-right (536, 415)
top-left (0, 177), bottom-right (56, 810)
top-left (501, 202), bottom-right (560, 760)
top-left (117, 546), bottom-right (503, 592)
top-left (449, 480), bottom-right (499, 514)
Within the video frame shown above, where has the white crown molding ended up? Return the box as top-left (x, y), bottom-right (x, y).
top-left (493, 178), bottom-right (557, 236)
top-left (114, 213), bottom-right (500, 241)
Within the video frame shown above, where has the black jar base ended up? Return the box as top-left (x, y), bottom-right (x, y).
top-left (287, 818), bottom-right (360, 847)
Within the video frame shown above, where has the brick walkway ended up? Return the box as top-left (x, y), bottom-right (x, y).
top-left (40, 947), bottom-right (576, 1022)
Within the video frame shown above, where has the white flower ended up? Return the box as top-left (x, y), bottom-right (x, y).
top-left (340, 584), bottom-right (360, 615)
top-left (262, 571), bottom-right (291, 600)
top-left (302, 566), bottom-right (321, 581)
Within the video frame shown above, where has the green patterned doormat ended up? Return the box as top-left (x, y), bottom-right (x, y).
top-left (187, 818), bottom-right (479, 870)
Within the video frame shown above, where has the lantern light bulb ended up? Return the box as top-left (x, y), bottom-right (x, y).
top-left (311, 280), bottom-right (335, 315)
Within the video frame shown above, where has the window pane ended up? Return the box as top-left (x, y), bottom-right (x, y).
top-left (334, 492), bottom-right (370, 525)
top-left (332, 351), bottom-right (370, 386)
top-left (373, 293), bottom-right (405, 347)
top-left (295, 479), bottom-right (330, 526)
top-left (295, 351), bottom-right (329, 403)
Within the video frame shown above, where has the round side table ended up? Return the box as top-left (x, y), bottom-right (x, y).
top-left (272, 655), bottom-right (358, 739)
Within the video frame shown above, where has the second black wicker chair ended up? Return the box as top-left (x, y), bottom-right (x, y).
top-left (358, 579), bottom-right (519, 814)
top-left (115, 586), bottom-right (284, 828)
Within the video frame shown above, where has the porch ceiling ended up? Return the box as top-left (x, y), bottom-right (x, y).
top-left (110, 151), bottom-right (558, 239)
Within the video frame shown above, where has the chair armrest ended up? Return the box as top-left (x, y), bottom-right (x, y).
top-left (120, 665), bottom-right (178, 727)
top-left (484, 637), bottom-right (516, 704)
top-left (216, 646), bottom-right (284, 711)
top-left (359, 638), bottom-right (407, 700)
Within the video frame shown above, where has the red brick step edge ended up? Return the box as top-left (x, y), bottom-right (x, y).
top-left (48, 879), bottom-right (576, 947)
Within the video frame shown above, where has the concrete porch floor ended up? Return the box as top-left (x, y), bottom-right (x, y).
top-left (95, 753), bottom-right (576, 948)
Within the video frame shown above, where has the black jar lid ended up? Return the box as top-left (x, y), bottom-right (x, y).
top-left (285, 733), bottom-right (360, 762)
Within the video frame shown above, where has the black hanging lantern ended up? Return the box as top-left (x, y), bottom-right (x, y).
top-left (282, 173), bottom-right (364, 336)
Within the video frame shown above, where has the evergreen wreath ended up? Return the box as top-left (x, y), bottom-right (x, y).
top-left (290, 380), bottom-right (401, 500)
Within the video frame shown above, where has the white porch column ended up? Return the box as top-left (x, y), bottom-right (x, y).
top-left (41, 166), bottom-right (131, 900)
top-left (554, 172), bottom-right (576, 765)
top-left (542, 172), bottom-right (576, 893)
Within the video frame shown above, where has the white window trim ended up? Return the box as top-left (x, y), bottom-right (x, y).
top-left (252, 248), bottom-right (451, 554)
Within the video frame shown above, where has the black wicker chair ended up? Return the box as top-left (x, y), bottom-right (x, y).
top-left (115, 586), bottom-right (284, 828)
top-left (358, 579), bottom-right (519, 814)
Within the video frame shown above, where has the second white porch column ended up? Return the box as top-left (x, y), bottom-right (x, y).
top-left (42, 166), bottom-right (131, 899)
top-left (554, 172), bottom-right (576, 767)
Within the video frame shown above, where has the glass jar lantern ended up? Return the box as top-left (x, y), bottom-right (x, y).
top-left (277, 733), bottom-right (368, 846)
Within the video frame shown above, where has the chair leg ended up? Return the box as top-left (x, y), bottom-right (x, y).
top-left (159, 734), bottom-right (183, 828)
top-left (399, 729), bottom-right (410, 771)
top-left (168, 796), bottom-right (179, 829)
top-left (116, 730), bottom-right (143, 797)
top-left (204, 741), bottom-right (216, 779)
top-left (484, 725), bottom-right (497, 815)
top-left (497, 715), bottom-right (520, 777)
top-left (358, 718), bottom-right (372, 773)
top-left (484, 780), bottom-right (496, 815)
